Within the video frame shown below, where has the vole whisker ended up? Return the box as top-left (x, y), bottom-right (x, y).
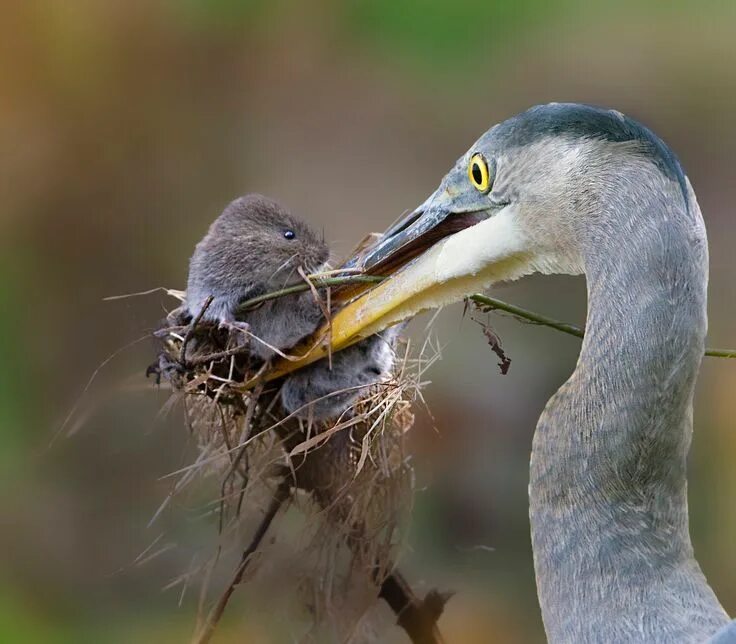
top-left (272, 262), bottom-right (300, 291)
top-left (265, 252), bottom-right (299, 283)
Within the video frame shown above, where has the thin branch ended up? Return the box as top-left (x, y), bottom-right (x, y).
top-left (378, 569), bottom-right (450, 644)
top-left (193, 478), bottom-right (291, 644)
top-left (469, 294), bottom-right (584, 339)
top-left (237, 275), bottom-right (384, 311)
top-left (233, 273), bottom-right (735, 359)
top-left (194, 475), bottom-right (450, 644)
top-left (704, 348), bottom-right (736, 358)
top-left (180, 295), bottom-right (214, 364)
top-left (297, 265), bottom-right (334, 369)
top-left (468, 293), bottom-right (736, 358)
top-left (187, 344), bottom-right (252, 367)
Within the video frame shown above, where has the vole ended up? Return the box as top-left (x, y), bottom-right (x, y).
top-left (185, 194), bottom-right (329, 360)
top-left (279, 325), bottom-right (401, 421)
top-left (184, 193), bottom-right (399, 420)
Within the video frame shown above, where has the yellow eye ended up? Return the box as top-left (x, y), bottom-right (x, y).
top-left (468, 153), bottom-right (492, 193)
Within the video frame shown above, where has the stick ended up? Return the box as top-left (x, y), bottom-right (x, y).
top-left (469, 294), bottom-right (584, 339)
top-left (468, 293), bottom-right (736, 358)
top-left (193, 478), bottom-right (291, 644)
top-left (236, 275), bottom-right (384, 311)
top-left (378, 570), bottom-right (450, 644)
top-left (180, 296), bottom-right (214, 365)
top-left (270, 408), bottom-right (450, 644)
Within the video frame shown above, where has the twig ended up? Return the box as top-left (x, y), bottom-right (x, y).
top-left (219, 384), bottom-right (264, 524)
top-left (194, 478), bottom-right (291, 644)
top-left (297, 265), bottom-right (334, 368)
top-left (468, 293), bottom-right (736, 358)
top-left (705, 348), bottom-right (736, 358)
top-left (234, 273), bottom-right (735, 359)
top-left (237, 275), bottom-right (384, 311)
top-left (180, 296), bottom-right (214, 365)
top-left (468, 294), bottom-right (584, 339)
top-left (378, 569), bottom-right (450, 644)
top-left (187, 344), bottom-right (252, 367)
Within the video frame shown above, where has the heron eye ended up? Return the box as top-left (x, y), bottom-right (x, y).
top-left (468, 153), bottom-right (492, 193)
top-left (283, 230), bottom-right (296, 240)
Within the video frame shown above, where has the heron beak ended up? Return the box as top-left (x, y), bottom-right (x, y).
top-left (359, 188), bottom-right (476, 274)
top-left (263, 185), bottom-right (530, 382)
top-left (329, 197), bottom-right (527, 337)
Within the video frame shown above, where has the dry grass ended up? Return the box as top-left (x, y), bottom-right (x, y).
top-left (147, 288), bottom-right (441, 643)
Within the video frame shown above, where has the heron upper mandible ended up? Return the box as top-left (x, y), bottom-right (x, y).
top-left (321, 103), bottom-right (736, 642)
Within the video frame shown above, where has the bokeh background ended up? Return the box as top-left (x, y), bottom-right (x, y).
top-left (2, 1), bottom-right (735, 642)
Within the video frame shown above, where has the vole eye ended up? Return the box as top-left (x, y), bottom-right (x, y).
top-left (283, 230), bottom-right (296, 240)
top-left (468, 153), bottom-right (493, 193)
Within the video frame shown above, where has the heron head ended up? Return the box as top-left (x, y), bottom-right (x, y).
top-left (269, 103), bottom-right (687, 376)
top-left (363, 106), bottom-right (597, 283)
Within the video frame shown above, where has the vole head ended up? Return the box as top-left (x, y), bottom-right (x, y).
top-left (210, 193), bottom-right (329, 289)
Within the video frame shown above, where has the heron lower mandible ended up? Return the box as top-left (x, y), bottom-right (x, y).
top-left (322, 104), bottom-right (736, 642)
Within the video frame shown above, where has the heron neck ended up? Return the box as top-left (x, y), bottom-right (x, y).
top-left (529, 171), bottom-right (728, 640)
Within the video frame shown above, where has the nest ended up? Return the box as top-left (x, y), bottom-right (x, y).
top-left (149, 292), bottom-right (448, 643)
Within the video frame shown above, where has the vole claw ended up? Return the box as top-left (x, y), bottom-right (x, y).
top-left (145, 361), bottom-right (162, 385)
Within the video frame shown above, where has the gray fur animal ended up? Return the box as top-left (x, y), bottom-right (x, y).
top-left (185, 194), bottom-right (329, 360)
top-left (184, 193), bottom-right (399, 421)
top-left (281, 325), bottom-right (401, 421)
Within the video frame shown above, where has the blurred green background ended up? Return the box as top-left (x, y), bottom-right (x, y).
top-left (2, 1), bottom-right (735, 642)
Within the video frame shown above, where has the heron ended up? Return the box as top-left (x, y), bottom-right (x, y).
top-left (282, 103), bottom-right (736, 642)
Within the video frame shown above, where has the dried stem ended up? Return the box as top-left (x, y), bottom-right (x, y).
top-left (469, 293), bottom-right (736, 358)
top-left (378, 570), bottom-right (450, 644)
top-left (194, 478), bottom-right (291, 644)
top-left (237, 275), bottom-right (384, 311)
top-left (181, 296), bottom-right (214, 364)
top-left (195, 475), bottom-right (446, 644)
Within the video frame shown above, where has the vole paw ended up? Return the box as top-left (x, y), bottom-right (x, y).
top-left (217, 318), bottom-right (250, 334)
top-left (146, 353), bottom-right (186, 386)
top-left (216, 319), bottom-right (252, 349)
